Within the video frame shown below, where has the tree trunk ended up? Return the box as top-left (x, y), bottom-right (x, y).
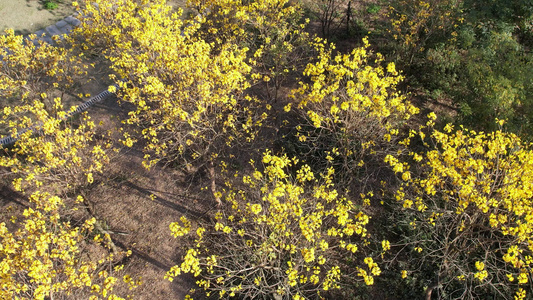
top-left (209, 160), bottom-right (221, 205)
top-left (347, 0), bottom-right (352, 35)
top-left (425, 282), bottom-right (440, 300)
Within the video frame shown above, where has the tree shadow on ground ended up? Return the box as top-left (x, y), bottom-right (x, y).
top-left (121, 180), bottom-right (213, 222)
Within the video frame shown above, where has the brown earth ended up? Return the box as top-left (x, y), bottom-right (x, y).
top-left (73, 62), bottom-right (201, 299)
top-left (0, 0), bottom-right (75, 35)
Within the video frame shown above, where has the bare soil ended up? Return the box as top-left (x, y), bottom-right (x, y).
top-left (0, 0), bottom-right (75, 35)
top-left (76, 77), bottom-right (202, 299)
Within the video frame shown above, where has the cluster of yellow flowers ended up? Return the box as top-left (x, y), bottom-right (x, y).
top-left (0, 24), bottom-right (109, 194)
top-left (187, 0), bottom-right (301, 46)
top-left (74, 0), bottom-right (266, 177)
top-left (387, 0), bottom-right (463, 57)
top-left (1, 100), bottom-right (111, 193)
top-left (188, 0), bottom-right (312, 102)
top-left (167, 151), bottom-right (386, 298)
top-left (0, 193), bottom-right (139, 299)
top-left (387, 116), bottom-right (533, 299)
top-left (288, 37), bottom-right (418, 180)
top-left (0, 14), bottom-right (135, 298)
top-left (0, 30), bottom-right (86, 104)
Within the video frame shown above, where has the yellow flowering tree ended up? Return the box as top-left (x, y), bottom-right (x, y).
top-left (0, 29), bottom-right (87, 112)
top-left (0, 26), bottom-right (134, 299)
top-left (386, 0), bottom-right (463, 64)
top-left (385, 117), bottom-right (533, 299)
top-left (0, 192), bottom-right (138, 300)
top-left (0, 100), bottom-right (111, 195)
top-left (73, 0), bottom-right (268, 204)
top-left (166, 151), bottom-right (387, 298)
top-left (288, 38), bottom-right (418, 183)
top-left (187, 0), bottom-right (313, 102)
top-left (0, 24), bottom-right (110, 196)
top-left (187, 0), bottom-right (302, 45)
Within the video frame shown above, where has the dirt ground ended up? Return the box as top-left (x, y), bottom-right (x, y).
top-left (84, 96), bottom-right (203, 298)
top-left (77, 63), bottom-right (201, 299)
top-left (0, 0), bottom-right (75, 34)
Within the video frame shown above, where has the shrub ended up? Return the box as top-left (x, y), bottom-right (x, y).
top-left (43, 0), bottom-right (61, 10)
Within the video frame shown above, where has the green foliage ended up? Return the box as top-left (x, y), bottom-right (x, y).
top-left (386, 0), bottom-right (463, 65)
top-left (381, 0), bottom-right (533, 139)
top-left (366, 4), bottom-right (381, 15)
top-left (464, 0), bottom-right (533, 28)
top-left (417, 25), bottom-right (533, 134)
top-left (43, 0), bottom-right (61, 10)
top-left (458, 33), bottom-right (532, 133)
